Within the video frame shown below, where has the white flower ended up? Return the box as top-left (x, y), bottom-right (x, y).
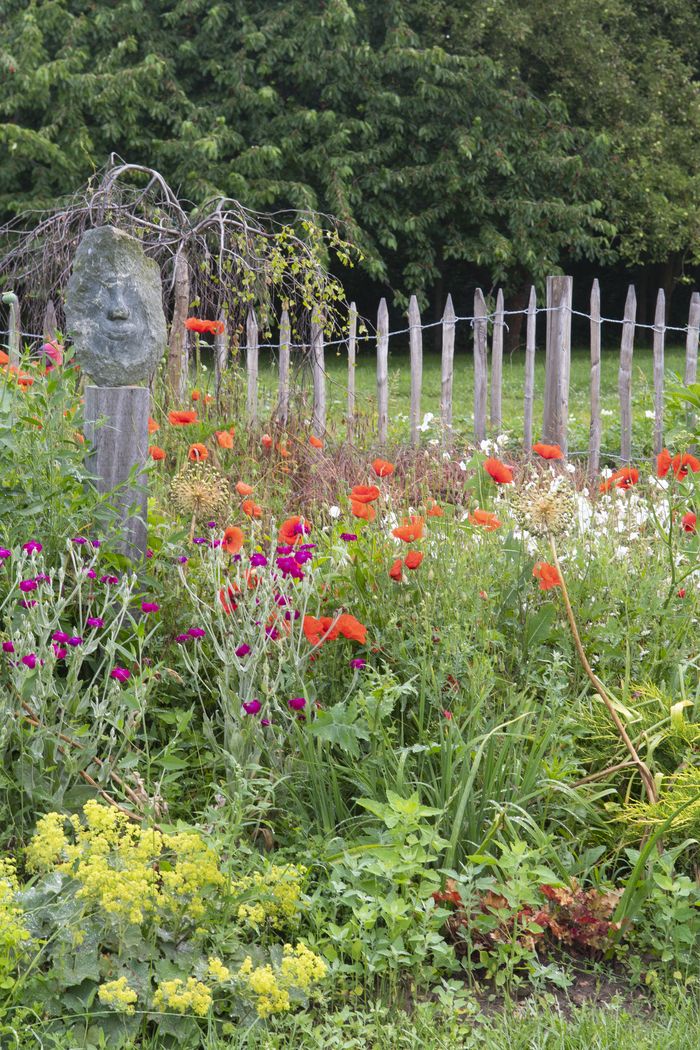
top-left (566, 463), bottom-right (576, 474)
top-left (418, 412), bottom-right (434, 432)
top-left (458, 461), bottom-right (467, 472)
top-left (601, 409), bottom-right (613, 417)
top-left (645, 410), bottom-right (655, 419)
top-left (328, 506), bottom-right (341, 519)
top-left (442, 451), bottom-right (451, 462)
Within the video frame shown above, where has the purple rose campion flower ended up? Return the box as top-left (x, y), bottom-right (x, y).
top-left (265, 626), bottom-right (280, 641)
top-left (141, 602), bottom-right (160, 614)
top-left (53, 645), bottom-right (67, 660)
top-left (193, 537), bottom-right (207, 545)
top-left (292, 521), bottom-right (311, 537)
top-left (100, 575), bottom-right (119, 585)
top-left (0, 548), bottom-right (11, 560)
top-left (87, 617), bottom-right (104, 628)
top-left (175, 633), bottom-right (189, 643)
top-left (206, 521), bottom-right (218, 529)
top-left (23, 541), bottom-right (42, 554)
top-left (110, 667), bottom-right (131, 682)
top-left (288, 696), bottom-right (306, 711)
top-left (67, 636), bottom-right (83, 647)
top-left (276, 545), bottom-right (293, 556)
top-left (294, 550), bottom-right (313, 566)
top-left (35, 574), bottom-right (51, 584)
top-left (276, 556), bottom-right (304, 580)
top-left (235, 644), bottom-right (251, 658)
top-left (86, 569), bottom-right (97, 579)
top-left (188, 627), bottom-right (206, 639)
top-left (2, 641), bottom-right (14, 653)
top-left (274, 594), bottom-right (290, 607)
top-left (250, 552), bottom-right (268, 567)
top-left (19, 600), bottom-right (37, 608)
top-left (146, 549), bottom-right (154, 559)
top-left (21, 653), bottom-right (37, 669)
top-left (52, 630), bottom-right (70, 644)
top-left (340, 533), bottom-right (358, 542)
top-left (261, 718), bottom-right (273, 727)
top-left (242, 699), bottom-right (262, 715)
top-left (71, 537), bottom-right (88, 545)
top-left (19, 580), bottom-right (37, 593)
top-left (177, 556), bottom-right (189, 564)
top-left (91, 540), bottom-right (101, 548)
top-left (284, 610), bottom-right (300, 621)
top-left (350, 658), bottom-right (366, 669)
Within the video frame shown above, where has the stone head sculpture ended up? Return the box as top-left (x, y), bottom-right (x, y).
top-left (65, 226), bottom-right (167, 386)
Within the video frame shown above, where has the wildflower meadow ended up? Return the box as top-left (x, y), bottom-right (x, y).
top-left (0, 329), bottom-right (699, 1050)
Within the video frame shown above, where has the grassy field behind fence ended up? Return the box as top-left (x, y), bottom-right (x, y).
top-left (248, 344), bottom-right (688, 457)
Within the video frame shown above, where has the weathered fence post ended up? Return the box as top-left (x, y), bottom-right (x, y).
top-left (490, 289), bottom-right (504, 432)
top-left (473, 288), bottom-right (488, 442)
top-left (589, 279), bottom-right (602, 476)
top-left (311, 314), bottom-right (326, 437)
top-left (167, 253), bottom-right (190, 402)
top-left (523, 286), bottom-right (537, 454)
top-left (43, 299), bottom-right (59, 345)
top-left (542, 276), bottom-right (573, 452)
top-left (347, 302), bottom-right (357, 441)
top-left (653, 288), bottom-right (666, 456)
top-left (441, 294), bottom-right (456, 443)
top-left (377, 298), bottom-right (389, 445)
top-left (618, 284), bottom-right (636, 463)
top-left (1, 292), bottom-right (20, 367)
top-left (685, 291), bottom-right (700, 387)
top-left (214, 311), bottom-right (227, 405)
top-left (246, 307), bottom-right (258, 426)
top-left (277, 308), bottom-right (291, 427)
top-left (408, 295), bottom-right (422, 447)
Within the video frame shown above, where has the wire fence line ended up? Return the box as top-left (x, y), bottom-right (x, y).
top-left (1, 275), bottom-right (699, 469)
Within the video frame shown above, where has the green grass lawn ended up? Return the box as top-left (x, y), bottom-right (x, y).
top-left (250, 343), bottom-right (688, 459)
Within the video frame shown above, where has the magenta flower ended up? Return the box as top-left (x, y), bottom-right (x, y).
top-left (276, 556), bottom-right (304, 580)
top-left (292, 521), bottom-right (311, 537)
top-left (91, 540), bottom-right (101, 548)
top-left (52, 630), bottom-right (70, 644)
top-left (235, 644), bottom-right (251, 658)
top-left (67, 636), bottom-right (83, 647)
top-left (288, 696), bottom-right (306, 711)
top-left (206, 521), bottom-right (218, 529)
top-left (86, 569), bottom-right (97, 579)
top-left (177, 556), bottom-right (189, 564)
top-left (276, 545), bottom-right (293, 555)
top-left (141, 602), bottom-right (160, 614)
top-left (53, 646), bottom-right (67, 660)
top-left (86, 617), bottom-right (104, 628)
top-left (19, 580), bottom-right (37, 593)
top-left (242, 699), bottom-right (262, 715)
top-left (340, 533), bottom-right (357, 542)
top-left (71, 537), bottom-right (88, 545)
top-left (19, 600), bottom-right (37, 608)
top-left (193, 537), bottom-right (207, 545)
top-left (350, 658), bottom-right (366, 670)
top-left (261, 718), bottom-right (273, 727)
top-left (0, 548), bottom-right (11, 560)
top-left (175, 633), bottom-right (189, 643)
top-left (146, 549), bottom-right (154, 559)
top-left (35, 574), bottom-right (51, 584)
top-left (23, 541), bottom-right (42, 555)
top-left (188, 627), bottom-right (206, 639)
top-left (265, 626), bottom-right (280, 640)
top-left (21, 653), bottom-right (37, 669)
top-left (110, 667), bottom-right (131, 682)
top-left (2, 641), bottom-right (15, 653)
top-left (100, 575), bottom-right (119, 585)
top-left (442, 710), bottom-right (453, 721)
top-left (250, 552), bottom-right (268, 567)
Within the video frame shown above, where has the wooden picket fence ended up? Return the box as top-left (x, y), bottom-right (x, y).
top-left (3, 275), bottom-right (700, 467)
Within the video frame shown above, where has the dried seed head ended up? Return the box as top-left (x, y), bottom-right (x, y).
top-left (515, 470), bottom-right (576, 537)
top-left (170, 464), bottom-right (230, 521)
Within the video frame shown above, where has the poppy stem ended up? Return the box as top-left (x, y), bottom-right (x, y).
top-left (549, 535), bottom-right (658, 805)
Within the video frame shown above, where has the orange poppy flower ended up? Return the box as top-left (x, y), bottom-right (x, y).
top-left (191, 389), bottom-right (201, 402)
top-left (185, 317), bottom-right (225, 335)
top-left (215, 430), bottom-right (234, 449)
top-left (236, 481), bottom-right (254, 497)
top-left (682, 512), bottom-right (697, 534)
top-left (219, 584), bottom-right (238, 615)
top-left (16, 372), bottom-right (34, 388)
top-left (74, 431), bottom-right (85, 444)
top-left (672, 453), bottom-right (700, 480)
top-left (310, 435), bottom-right (324, 448)
top-left (599, 467), bottom-right (639, 492)
top-left (335, 613), bottom-right (367, 644)
top-left (372, 458), bottom-right (395, 477)
top-left (404, 550), bottom-right (424, 570)
top-left (392, 516), bottom-right (424, 542)
top-left (389, 558), bottom-right (403, 581)
top-left (242, 499), bottom-right (263, 518)
top-left (351, 500), bottom-right (376, 522)
top-left (533, 562), bottom-right (562, 590)
top-left (426, 500), bottom-right (444, 517)
top-left (656, 448), bottom-right (672, 478)
top-left (278, 516), bottom-right (310, 545)
top-left (222, 526), bottom-right (244, 554)
top-left (303, 615), bottom-right (339, 646)
top-left (277, 442), bottom-right (290, 458)
top-left (484, 458), bottom-right (513, 484)
top-left (188, 443), bottom-right (209, 462)
top-left (533, 442), bottom-right (564, 460)
top-left (0, 350), bottom-right (8, 365)
top-left (168, 410), bottom-right (197, 425)
top-left (261, 434), bottom-right (273, 449)
top-left (148, 417), bottom-right (160, 435)
top-left (149, 445), bottom-right (166, 461)
top-left (469, 509), bottom-right (501, 531)
top-left (350, 485), bottom-right (380, 504)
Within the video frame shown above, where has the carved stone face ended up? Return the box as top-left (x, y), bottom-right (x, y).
top-left (65, 226), bottom-right (167, 386)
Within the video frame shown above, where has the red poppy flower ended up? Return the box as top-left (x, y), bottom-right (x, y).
top-left (599, 467), bottom-right (639, 492)
top-left (242, 499), bottom-right (262, 518)
top-left (185, 317), bottom-right (225, 335)
top-left (219, 585), bottom-right (238, 615)
top-left (468, 509), bottom-right (501, 531)
top-left (392, 516), bottom-right (424, 542)
top-left (372, 458), bottom-right (395, 477)
top-left (404, 550), bottom-right (424, 570)
top-left (222, 526), bottom-right (244, 554)
top-left (533, 562), bottom-right (562, 590)
top-left (484, 458), bottom-right (513, 484)
top-left (277, 442), bottom-right (290, 458)
top-left (215, 430), bottom-right (234, 449)
top-left (682, 512), bottom-right (697, 534)
top-left (261, 434), bottom-right (273, 449)
top-left (309, 435), bottom-right (324, 449)
top-left (389, 558), bottom-right (403, 581)
top-left (0, 350), bottom-right (8, 366)
top-left (188, 443), bottom-right (209, 462)
top-left (149, 445), bottom-right (166, 461)
top-left (191, 389), bottom-right (201, 402)
top-left (672, 453), bottom-right (700, 480)
top-left (350, 485), bottom-right (380, 504)
top-left (533, 442), bottom-right (564, 461)
top-left (236, 481), bottom-right (254, 497)
top-left (351, 500), bottom-right (376, 522)
top-left (278, 516), bottom-right (310, 546)
top-left (148, 417), bottom-right (160, 435)
top-left (168, 410), bottom-right (197, 425)
top-left (426, 500), bottom-right (444, 517)
top-left (657, 448), bottom-right (672, 478)
top-left (335, 614), bottom-right (368, 644)
top-left (303, 615), bottom-right (339, 646)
